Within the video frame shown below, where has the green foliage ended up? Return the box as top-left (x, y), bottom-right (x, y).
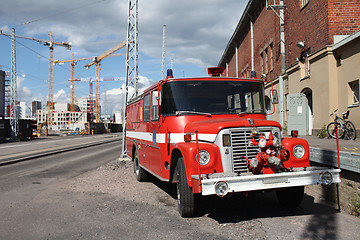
top-left (350, 196), bottom-right (360, 216)
top-left (317, 124), bottom-right (327, 138)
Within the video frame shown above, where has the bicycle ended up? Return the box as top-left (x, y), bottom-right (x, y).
top-left (327, 109), bottom-right (357, 140)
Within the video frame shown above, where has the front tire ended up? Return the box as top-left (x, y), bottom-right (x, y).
top-left (176, 158), bottom-right (195, 217)
top-left (327, 122), bottom-right (344, 139)
top-left (133, 149), bottom-right (148, 182)
top-left (276, 186), bottom-right (304, 208)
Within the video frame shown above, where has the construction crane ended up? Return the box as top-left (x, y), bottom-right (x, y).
top-left (84, 41), bottom-right (126, 122)
top-left (54, 53), bottom-right (92, 111)
top-left (78, 77), bottom-right (123, 123)
top-left (0, 30), bottom-right (71, 131)
top-left (53, 52), bottom-right (122, 111)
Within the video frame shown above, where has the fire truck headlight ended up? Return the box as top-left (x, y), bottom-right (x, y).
top-left (214, 181), bottom-right (229, 197)
top-left (197, 150), bottom-right (210, 165)
top-left (293, 145), bottom-right (305, 159)
top-left (320, 172), bottom-right (333, 186)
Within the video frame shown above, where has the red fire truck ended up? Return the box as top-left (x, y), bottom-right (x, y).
top-left (125, 67), bottom-right (340, 217)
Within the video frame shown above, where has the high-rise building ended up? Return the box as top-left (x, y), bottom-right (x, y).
top-left (32, 101), bottom-right (41, 117)
top-left (0, 70), bottom-right (5, 118)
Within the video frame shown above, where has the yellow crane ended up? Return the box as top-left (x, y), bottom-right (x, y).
top-left (84, 41), bottom-right (126, 122)
top-left (54, 52), bottom-right (122, 112)
top-left (0, 30), bottom-right (71, 129)
top-left (54, 53), bottom-right (92, 111)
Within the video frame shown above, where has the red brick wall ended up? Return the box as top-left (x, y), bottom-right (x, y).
top-left (235, 1), bottom-right (280, 80)
top-left (223, 0), bottom-right (360, 79)
top-left (251, 1), bottom-right (279, 80)
top-left (227, 51), bottom-right (237, 77)
top-left (328, 0), bottom-right (360, 42)
top-left (285, 0), bottom-right (329, 68)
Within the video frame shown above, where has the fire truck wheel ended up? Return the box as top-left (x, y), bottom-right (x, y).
top-left (133, 150), bottom-right (148, 182)
top-left (276, 186), bottom-right (304, 208)
top-left (176, 158), bottom-right (195, 217)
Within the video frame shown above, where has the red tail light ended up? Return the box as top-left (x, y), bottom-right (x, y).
top-left (291, 130), bottom-right (299, 137)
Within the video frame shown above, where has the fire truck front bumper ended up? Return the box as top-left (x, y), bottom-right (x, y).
top-left (191, 167), bottom-right (341, 196)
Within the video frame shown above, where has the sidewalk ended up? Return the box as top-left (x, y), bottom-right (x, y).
top-left (301, 135), bottom-right (360, 154)
top-left (301, 135), bottom-right (360, 174)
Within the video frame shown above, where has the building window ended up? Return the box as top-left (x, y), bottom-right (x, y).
top-left (349, 80), bottom-right (359, 105)
top-left (260, 43), bottom-right (273, 74)
top-left (301, 0), bottom-right (309, 8)
top-left (300, 50), bottom-right (310, 79)
top-left (264, 48), bottom-right (268, 74)
top-left (269, 43), bottom-right (274, 71)
top-left (304, 53), bottom-right (310, 77)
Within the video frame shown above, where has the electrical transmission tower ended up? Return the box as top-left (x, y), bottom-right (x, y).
top-left (0, 29), bottom-right (71, 134)
top-left (162, 25), bottom-right (166, 79)
top-left (10, 28), bottom-right (18, 140)
top-left (122, 0), bottom-right (139, 157)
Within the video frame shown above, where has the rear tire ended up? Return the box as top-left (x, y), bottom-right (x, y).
top-left (133, 149), bottom-right (148, 182)
top-left (176, 158), bottom-right (195, 217)
top-left (327, 122), bottom-right (344, 139)
top-left (345, 121), bottom-right (357, 140)
top-left (276, 186), bottom-right (304, 208)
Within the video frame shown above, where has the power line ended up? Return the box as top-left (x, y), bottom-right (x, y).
top-left (1, 34), bottom-right (91, 81)
top-left (21, 0), bottom-right (111, 25)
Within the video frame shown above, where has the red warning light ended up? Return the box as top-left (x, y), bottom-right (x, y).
top-left (208, 67), bottom-right (225, 76)
top-left (291, 130), bottom-right (299, 137)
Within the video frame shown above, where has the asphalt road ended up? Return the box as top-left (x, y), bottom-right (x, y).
top-left (0, 136), bottom-right (359, 239)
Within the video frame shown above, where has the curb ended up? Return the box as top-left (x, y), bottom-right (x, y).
top-left (310, 147), bottom-right (360, 174)
top-left (0, 137), bottom-right (121, 167)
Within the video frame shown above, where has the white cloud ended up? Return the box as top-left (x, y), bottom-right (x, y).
top-left (1, 0), bottom-right (245, 67)
top-left (54, 89), bottom-right (68, 102)
top-left (105, 88), bottom-right (123, 96)
top-left (1, 0), bottom-right (246, 114)
top-left (101, 75), bottom-right (155, 114)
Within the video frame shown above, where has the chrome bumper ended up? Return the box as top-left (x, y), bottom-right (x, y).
top-left (192, 167), bottom-right (341, 196)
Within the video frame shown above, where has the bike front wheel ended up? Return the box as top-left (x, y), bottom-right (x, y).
top-left (327, 122), bottom-right (345, 139)
top-left (345, 121), bottom-right (357, 140)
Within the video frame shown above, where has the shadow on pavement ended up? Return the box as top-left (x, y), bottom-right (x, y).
top-left (149, 177), bottom-right (339, 217)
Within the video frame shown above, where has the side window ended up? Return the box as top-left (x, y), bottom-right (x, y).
top-left (144, 94), bottom-right (150, 122)
top-left (348, 80), bottom-right (359, 105)
top-left (151, 91), bottom-right (159, 120)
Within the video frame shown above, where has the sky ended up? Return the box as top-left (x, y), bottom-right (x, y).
top-left (0, 0), bottom-right (246, 116)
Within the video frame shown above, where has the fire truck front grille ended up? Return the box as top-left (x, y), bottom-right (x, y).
top-left (229, 128), bottom-right (266, 174)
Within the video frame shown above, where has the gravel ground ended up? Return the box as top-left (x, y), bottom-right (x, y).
top-left (57, 158), bottom-right (267, 239)
top-left (8, 157), bottom-right (356, 240)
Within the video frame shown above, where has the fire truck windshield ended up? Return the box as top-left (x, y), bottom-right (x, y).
top-left (160, 80), bottom-right (265, 116)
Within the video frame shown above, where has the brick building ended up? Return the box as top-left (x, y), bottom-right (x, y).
top-left (219, 0), bottom-right (360, 135)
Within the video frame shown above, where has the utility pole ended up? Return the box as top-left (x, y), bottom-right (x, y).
top-left (70, 52), bottom-right (75, 111)
top-left (279, 0), bottom-right (285, 127)
top-left (10, 28), bottom-right (18, 140)
top-left (47, 32), bottom-right (54, 129)
top-left (267, 0), bottom-right (285, 127)
top-left (162, 25), bottom-right (166, 79)
top-left (122, 0), bottom-right (139, 157)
